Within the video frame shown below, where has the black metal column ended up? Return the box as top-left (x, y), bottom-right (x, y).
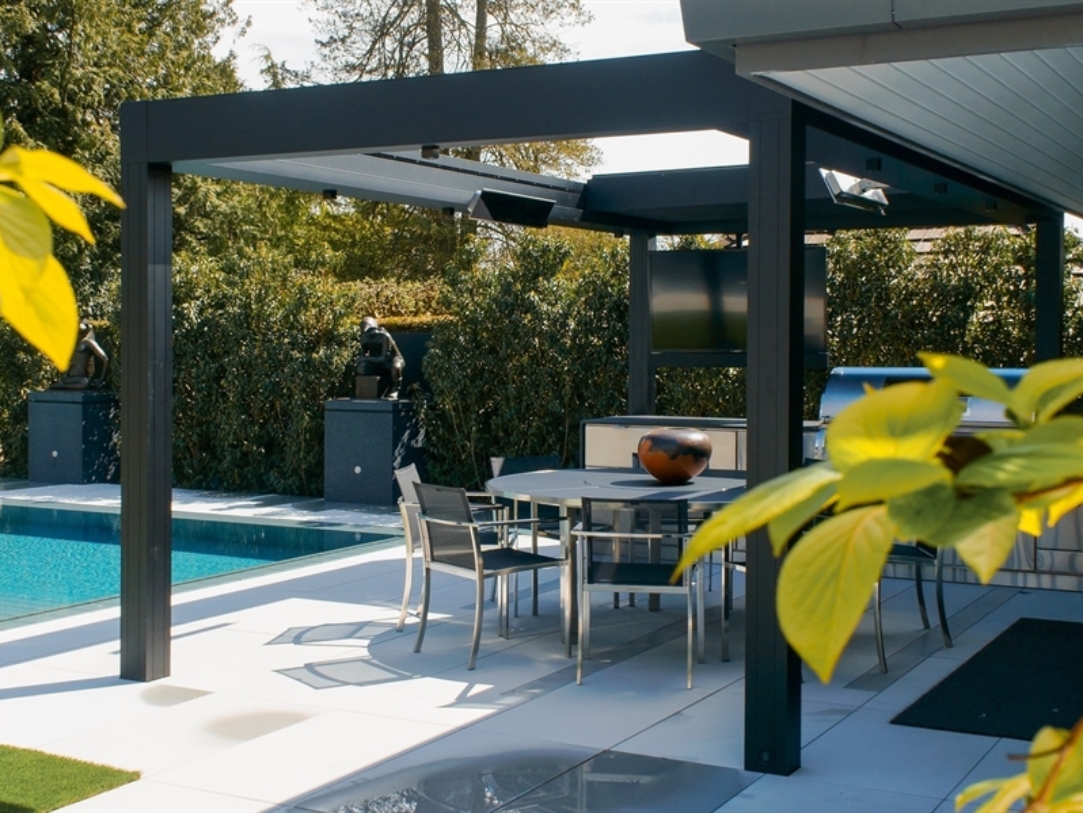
top-left (744, 97), bottom-right (804, 776)
top-left (1035, 214), bottom-right (1064, 363)
top-left (119, 103), bottom-right (174, 681)
top-left (628, 234), bottom-right (656, 415)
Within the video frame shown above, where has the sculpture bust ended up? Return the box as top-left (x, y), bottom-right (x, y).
top-left (355, 316), bottom-right (404, 399)
top-left (52, 321), bottom-right (109, 390)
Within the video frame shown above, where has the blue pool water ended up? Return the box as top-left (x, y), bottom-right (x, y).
top-left (0, 506), bottom-right (397, 623)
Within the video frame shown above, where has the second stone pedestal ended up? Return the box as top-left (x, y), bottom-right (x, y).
top-left (324, 398), bottom-right (423, 505)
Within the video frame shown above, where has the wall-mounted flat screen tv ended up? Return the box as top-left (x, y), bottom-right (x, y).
top-left (649, 248), bottom-right (827, 365)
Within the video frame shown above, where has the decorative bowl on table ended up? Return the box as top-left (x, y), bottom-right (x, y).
top-left (636, 428), bottom-right (712, 485)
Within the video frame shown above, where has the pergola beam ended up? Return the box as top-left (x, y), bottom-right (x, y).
top-left (144, 52), bottom-right (767, 166)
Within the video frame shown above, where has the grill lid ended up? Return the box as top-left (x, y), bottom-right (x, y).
top-left (819, 366), bottom-right (1025, 427)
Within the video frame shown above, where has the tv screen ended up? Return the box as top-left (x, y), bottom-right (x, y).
top-left (649, 248), bottom-right (826, 362)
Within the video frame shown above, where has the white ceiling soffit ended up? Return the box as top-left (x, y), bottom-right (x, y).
top-left (696, 2), bottom-right (1083, 216)
top-left (753, 48), bottom-right (1083, 216)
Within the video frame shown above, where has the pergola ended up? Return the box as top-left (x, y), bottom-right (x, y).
top-left (120, 5), bottom-right (1081, 776)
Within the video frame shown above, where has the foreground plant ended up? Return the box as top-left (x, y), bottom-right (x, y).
top-left (676, 352), bottom-right (1083, 812)
top-left (0, 122), bottom-right (124, 367)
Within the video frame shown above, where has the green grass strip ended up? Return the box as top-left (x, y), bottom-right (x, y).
top-left (0, 744), bottom-right (139, 813)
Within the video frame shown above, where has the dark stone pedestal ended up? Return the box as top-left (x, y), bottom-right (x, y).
top-left (28, 390), bottom-right (120, 483)
top-left (324, 398), bottom-right (423, 505)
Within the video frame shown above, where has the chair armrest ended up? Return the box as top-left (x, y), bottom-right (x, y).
top-left (573, 529), bottom-right (691, 541)
top-left (475, 516), bottom-right (544, 530)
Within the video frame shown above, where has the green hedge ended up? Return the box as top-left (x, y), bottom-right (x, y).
top-left (419, 234), bottom-right (629, 487)
top-left (0, 225), bottom-right (1079, 495)
top-left (171, 253), bottom-right (441, 495)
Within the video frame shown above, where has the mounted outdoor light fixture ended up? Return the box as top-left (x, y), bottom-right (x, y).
top-left (820, 168), bottom-right (888, 216)
top-left (467, 189), bottom-right (554, 228)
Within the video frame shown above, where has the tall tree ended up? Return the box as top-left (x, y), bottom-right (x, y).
top-left (0, 0), bottom-right (243, 311)
top-left (306, 0), bottom-right (590, 81)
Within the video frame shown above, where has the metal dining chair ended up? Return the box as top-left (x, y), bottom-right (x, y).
top-left (490, 455), bottom-right (562, 616)
top-left (575, 496), bottom-right (705, 688)
top-left (394, 464), bottom-right (506, 632)
top-left (414, 482), bottom-right (565, 670)
top-left (874, 541), bottom-right (952, 672)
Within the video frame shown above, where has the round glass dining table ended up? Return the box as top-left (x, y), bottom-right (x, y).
top-left (485, 467), bottom-right (746, 654)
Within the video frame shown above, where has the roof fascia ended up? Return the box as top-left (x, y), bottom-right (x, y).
top-left (736, 9), bottom-right (1083, 74)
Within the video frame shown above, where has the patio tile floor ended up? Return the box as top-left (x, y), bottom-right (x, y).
top-left (0, 483), bottom-right (1076, 811)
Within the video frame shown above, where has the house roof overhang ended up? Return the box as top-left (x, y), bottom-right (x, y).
top-left (682, 0), bottom-right (1083, 218)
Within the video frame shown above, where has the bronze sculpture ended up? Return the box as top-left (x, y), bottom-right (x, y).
top-left (356, 316), bottom-right (404, 399)
top-left (52, 321), bottom-right (109, 390)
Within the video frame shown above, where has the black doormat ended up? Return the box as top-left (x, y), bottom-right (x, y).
top-left (892, 617), bottom-right (1083, 741)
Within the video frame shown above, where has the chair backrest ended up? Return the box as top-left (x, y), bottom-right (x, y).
top-left (398, 499), bottom-right (423, 551)
top-left (580, 497), bottom-right (690, 587)
top-left (415, 482), bottom-right (478, 570)
top-left (394, 463), bottom-right (421, 505)
top-left (490, 454), bottom-right (560, 478)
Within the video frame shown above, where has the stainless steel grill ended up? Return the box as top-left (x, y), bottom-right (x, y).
top-left (819, 366), bottom-right (1025, 428)
top-left (817, 366), bottom-right (1083, 590)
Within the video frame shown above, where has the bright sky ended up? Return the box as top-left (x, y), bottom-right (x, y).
top-left (223, 0), bottom-right (749, 175)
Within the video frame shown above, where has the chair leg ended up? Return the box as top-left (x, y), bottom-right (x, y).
top-left (913, 562), bottom-right (931, 629)
top-left (577, 585), bottom-right (590, 685)
top-left (696, 563), bottom-right (706, 665)
top-left (874, 579), bottom-right (887, 673)
top-left (396, 549), bottom-right (414, 632)
top-left (935, 554), bottom-right (953, 648)
top-left (720, 550), bottom-right (730, 662)
top-left (469, 573), bottom-right (486, 670)
top-left (685, 571), bottom-right (694, 689)
top-left (414, 566), bottom-right (432, 654)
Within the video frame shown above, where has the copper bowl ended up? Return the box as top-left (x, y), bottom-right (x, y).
top-left (636, 428), bottom-right (712, 485)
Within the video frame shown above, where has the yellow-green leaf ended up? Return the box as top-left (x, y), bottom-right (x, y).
top-left (974, 428), bottom-right (1025, 452)
top-left (16, 177), bottom-right (93, 242)
top-left (956, 444), bottom-right (1083, 494)
top-left (0, 145), bottom-right (124, 207)
top-left (921, 352), bottom-right (1013, 406)
top-left (676, 463), bottom-right (842, 573)
top-left (0, 253), bottom-right (78, 368)
top-left (835, 458), bottom-right (951, 511)
top-left (1010, 358), bottom-right (1083, 426)
top-left (953, 773), bottom-right (1030, 813)
top-left (1030, 727), bottom-right (1072, 799)
top-left (1048, 484), bottom-right (1083, 527)
top-left (924, 489), bottom-right (1017, 550)
top-left (767, 480), bottom-right (837, 552)
top-left (887, 482), bottom-right (956, 541)
top-left (1019, 507), bottom-right (1044, 537)
top-left (826, 380), bottom-right (964, 473)
top-left (1030, 724), bottom-right (1083, 803)
top-left (1022, 415), bottom-right (1083, 447)
top-left (952, 511), bottom-right (1019, 583)
top-left (0, 185), bottom-right (51, 262)
top-left (777, 505), bottom-right (896, 683)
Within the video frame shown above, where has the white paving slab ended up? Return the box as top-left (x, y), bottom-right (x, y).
top-left (0, 483), bottom-right (1074, 812)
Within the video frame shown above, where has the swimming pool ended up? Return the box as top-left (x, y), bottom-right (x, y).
top-left (0, 505), bottom-right (399, 624)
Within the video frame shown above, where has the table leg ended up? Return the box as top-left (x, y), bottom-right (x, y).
top-left (563, 507), bottom-right (579, 656)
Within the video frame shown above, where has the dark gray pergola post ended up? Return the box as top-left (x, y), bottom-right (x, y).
top-left (1035, 214), bottom-right (1064, 362)
top-left (744, 96), bottom-right (805, 776)
top-left (119, 104), bottom-right (174, 682)
top-left (628, 234), bottom-right (657, 414)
